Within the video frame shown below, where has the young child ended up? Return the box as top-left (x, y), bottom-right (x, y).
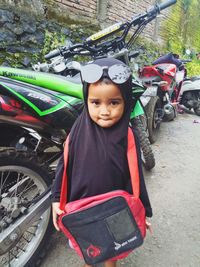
top-left (51, 58), bottom-right (153, 267)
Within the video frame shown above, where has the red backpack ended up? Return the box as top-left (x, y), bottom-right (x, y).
top-left (58, 128), bottom-right (146, 265)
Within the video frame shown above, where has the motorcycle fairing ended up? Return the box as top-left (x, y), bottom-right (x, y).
top-left (140, 64), bottom-right (177, 92)
top-left (0, 78), bottom-right (79, 129)
top-left (0, 94), bottom-right (51, 131)
top-left (155, 64), bottom-right (177, 78)
top-left (0, 77), bottom-right (73, 116)
top-left (0, 66), bottom-right (83, 99)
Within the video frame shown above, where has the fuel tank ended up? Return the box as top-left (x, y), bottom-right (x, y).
top-left (0, 66), bottom-right (83, 99)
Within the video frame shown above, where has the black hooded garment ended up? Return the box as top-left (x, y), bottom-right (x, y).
top-left (51, 58), bottom-right (152, 217)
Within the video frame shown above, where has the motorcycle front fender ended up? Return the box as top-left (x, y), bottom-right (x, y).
top-left (139, 86), bottom-right (158, 108)
top-left (130, 100), bottom-right (144, 119)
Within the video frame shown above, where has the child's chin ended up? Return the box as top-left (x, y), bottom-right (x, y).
top-left (96, 120), bottom-right (115, 128)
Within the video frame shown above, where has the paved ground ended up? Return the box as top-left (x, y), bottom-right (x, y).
top-left (41, 110), bottom-right (200, 267)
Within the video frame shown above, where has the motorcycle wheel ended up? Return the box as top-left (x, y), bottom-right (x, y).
top-left (0, 149), bottom-right (54, 267)
top-left (194, 105), bottom-right (200, 116)
top-left (145, 96), bottom-right (162, 144)
top-left (132, 116), bottom-right (155, 170)
top-left (193, 94), bottom-right (200, 116)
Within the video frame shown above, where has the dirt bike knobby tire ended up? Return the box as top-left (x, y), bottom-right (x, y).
top-left (145, 96), bottom-right (161, 144)
top-left (0, 148), bottom-right (54, 267)
top-left (132, 117), bottom-right (155, 170)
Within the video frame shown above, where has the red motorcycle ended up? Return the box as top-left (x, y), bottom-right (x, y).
top-left (139, 52), bottom-right (186, 143)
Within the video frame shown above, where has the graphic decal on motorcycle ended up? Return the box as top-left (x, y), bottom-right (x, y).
top-left (0, 67), bottom-right (83, 99)
top-left (0, 82), bottom-right (68, 116)
top-left (2, 71), bottom-right (36, 80)
top-left (86, 22), bottom-right (123, 42)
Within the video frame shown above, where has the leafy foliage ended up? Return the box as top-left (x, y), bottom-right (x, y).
top-left (159, 0), bottom-right (200, 76)
top-left (162, 0), bottom-right (200, 54)
top-left (186, 60), bottom-right (200, 77)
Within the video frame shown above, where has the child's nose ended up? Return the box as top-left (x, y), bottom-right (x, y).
top-left (100, 105), bottom-right (110, 115)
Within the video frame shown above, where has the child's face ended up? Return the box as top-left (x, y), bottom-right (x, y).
top-left (87, 82), bottom-right (125, 128)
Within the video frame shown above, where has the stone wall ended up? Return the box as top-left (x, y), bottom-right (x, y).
top-left (0, 0), bottom-right (174, 67)
top-left (0, 0), bottom-right (98, 67)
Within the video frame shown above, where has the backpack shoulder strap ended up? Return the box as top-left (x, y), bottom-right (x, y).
top-left (127, 127), bottom-right (140, 199)
top-left (59, 135), bottom-right (70, 211)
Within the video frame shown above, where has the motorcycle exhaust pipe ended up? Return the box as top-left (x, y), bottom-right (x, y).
top-left (0, 190), bottom-right (51, 255)
top-left (164, 103), bottom-right (174, 113)
top-left (163, 103), bottom-right (176, 121)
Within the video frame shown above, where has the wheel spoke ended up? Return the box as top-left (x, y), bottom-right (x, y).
top-left (17, 182), bottom-right (35, 198)
top-left (14, 173), bottom-right (21, 197)
top-left (0, 171), bottom-right (10, 196)
top-left (17, 176), bottom-right (32, 197)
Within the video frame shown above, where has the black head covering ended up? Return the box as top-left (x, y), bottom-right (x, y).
top-left (67, 58), bottom-right (134, 201)
top-left (82, 58), bottom-right (133, 110)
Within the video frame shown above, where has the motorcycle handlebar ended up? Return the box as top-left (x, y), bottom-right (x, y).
top-left (45, 48), bottom-right (61, 60)
top-left (181, 59), bottom-right (192, 64)
top-left (44, 0), bottom-right (177, 61)
top-left (158, 0), bottom-right (177, 11)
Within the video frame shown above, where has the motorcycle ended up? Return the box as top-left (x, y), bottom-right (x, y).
top-left (0, 27), bottom-right (157, 171)
top-left (139, 52), bottom-right (186, 143)
top-left (0, 1), bottom-right (176, 266)
top-left (179, 76), bottom-right (200, 116)
top-left (140, 52), bottom-right (200, 124)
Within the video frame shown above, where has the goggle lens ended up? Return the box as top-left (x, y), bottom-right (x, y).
top-left (108, 64), bottom-right (132, 84)
top-left (81, 64), bottom-right (103, 83)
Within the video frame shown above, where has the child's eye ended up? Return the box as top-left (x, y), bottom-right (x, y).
top-left (110, 100), bottom-right (120, 106)
top-left (90, 100), bottom-right (100, 106)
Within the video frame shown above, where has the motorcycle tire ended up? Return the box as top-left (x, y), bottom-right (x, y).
top-left (193, 94), bottom-right (200, 116)
top-left (132, 116), bottom-right (155, 170)
top-left (145, 96), bottom-right (162, 144)
top-left (0, 148), bottom-right (54, 267)
top-left (194, 106), bottom-right (200, 116)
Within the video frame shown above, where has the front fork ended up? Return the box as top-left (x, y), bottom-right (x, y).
top-left (130, 100), bottom-right (144, 118)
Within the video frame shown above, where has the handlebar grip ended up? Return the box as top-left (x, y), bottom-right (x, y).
top-left (158, 0), bottom-right (177, 11)
top-left (45, 49), bottom-right (61, 60)
top-left (181, 59), bottom-right (192, 63)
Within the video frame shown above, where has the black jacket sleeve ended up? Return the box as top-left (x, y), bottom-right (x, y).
top-left (51, 154), bottom-right (64, 202)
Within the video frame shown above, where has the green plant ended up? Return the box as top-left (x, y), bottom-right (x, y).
top-left (186, 60), bottom-right (200, 77)
top-left (162, 0), bottom-right (200, 54)
top-left (40, 30), bottom-right (66, 59)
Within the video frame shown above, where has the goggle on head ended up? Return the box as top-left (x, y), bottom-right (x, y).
top-left (80, 64), bottom-right (132, 85)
